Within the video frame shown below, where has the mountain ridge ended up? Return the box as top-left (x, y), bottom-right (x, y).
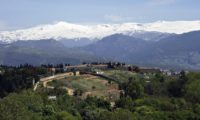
top-left (83, 31), bottom-right (200, 70)
top-left (0, 39), bottom-right (105, 66)
top-left (0, 21), bottom-right (200, 43)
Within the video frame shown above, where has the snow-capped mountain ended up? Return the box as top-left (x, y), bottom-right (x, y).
top-left (0, 21), bottom-right (200, 43)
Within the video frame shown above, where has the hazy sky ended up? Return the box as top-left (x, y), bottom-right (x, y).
top-left (0, 0), bottom-right (199, 30)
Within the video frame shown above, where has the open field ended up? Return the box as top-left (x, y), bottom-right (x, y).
top-left (103, 70), bottom-right (157, 83)
top-left (47, 74), bottom-right (120, 101)
top-left (103, 70), bottom-right (138, 83)
top-left (38, 69), bottom-right (158, 101)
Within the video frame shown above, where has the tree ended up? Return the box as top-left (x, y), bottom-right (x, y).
top-left (74, 89), bottom-right (83, 96)
top-left (115, 96), bottom-right (135, 111)
top-left (134, 105), bottom-right (155, 116)
top-left (112, 109), bottom-right (136, 120)
top-left (0, 92), bottom-right (43, 120)
top-left (184, 79), bottom-right (200, 103)
top-left (85, 96), bottom-right (111, 110)
top-left (123, 78), bottom-right (144, 99)
top-left (179, 70), bottom-right (188, 82)
top-left (56, 112), bottom-right (79, 120)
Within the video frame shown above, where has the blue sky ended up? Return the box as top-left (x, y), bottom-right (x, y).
top-left (0, 0), bottom-right (199, 30)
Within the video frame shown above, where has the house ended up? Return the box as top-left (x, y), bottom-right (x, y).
top-left (161, 69), bottom-right (172, 76)
top-left (96, 71), bottom-right (104, 75)
top-left (74, 71), bottom-right (80, 76)
top-left (92, 69), bottom-right (104, 75)
top-left (48, 96), bottom-right (57, 100)
top-left (145, 80), bottom-right (151, 83)
top-left (161, 69), bottom-right (181, 76)
top-left (48, 68), bottom-right (56, 75)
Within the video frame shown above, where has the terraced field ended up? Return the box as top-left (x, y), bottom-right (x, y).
top-left (47, 74), bottom-right (120, 101)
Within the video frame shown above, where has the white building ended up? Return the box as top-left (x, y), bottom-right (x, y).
top-left (48, 96), bottom-right (57, 100)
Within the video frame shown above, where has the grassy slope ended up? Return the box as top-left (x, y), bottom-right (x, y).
top-left (47, 74), bottom-right (120, 101)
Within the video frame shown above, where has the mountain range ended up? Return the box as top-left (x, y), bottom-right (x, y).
top-left (0, 21), bottom-right (200, 70)
top-left (0, 40), bottom-right (103, 66)
top-left (83, 31), bottom-right (200, 70)
top-left (0, 21), bottom-right (200, 43)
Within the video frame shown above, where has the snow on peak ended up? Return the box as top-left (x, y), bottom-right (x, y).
top-left (0, 21), bottom-right (200, 43)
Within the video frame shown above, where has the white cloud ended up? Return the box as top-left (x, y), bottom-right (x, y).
top-left (104, 15), bottom-right (132, 22)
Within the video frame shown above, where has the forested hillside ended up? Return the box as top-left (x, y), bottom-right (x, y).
top-left (1, 64), bottom-right (200, 120)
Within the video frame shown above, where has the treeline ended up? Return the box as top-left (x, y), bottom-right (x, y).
top-left (0, 64), bottom-right (48, 97)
